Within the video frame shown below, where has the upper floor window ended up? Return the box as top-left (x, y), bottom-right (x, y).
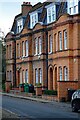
top-left (48, 8), bottom-right (51, 23)
top-left (35, 38), bottom-right (38, 55)
top-left (67, 0), bottom-right (78, 15)
top-left (64, 67), bottom-right (68, 81)
top-left (9, 45), bottom-right (11, 59)
top-left (17, 43), bottom-right (19, 58)
top-left (38, 37), bottom-right (42, 54)
top-left (30, 12), bottom-right (38, 29)
top-left (59, 32), bottom-right (62, 50)
top-left (25, 41), bottom-right (28, 57)
top-left (22, 41), bottom-right (25, 57)
top-left (17, 19), bottom-right (23, 33)
top-left (49, 35), bottom-right (53, 53)
top-left (64, 30), bottom-right (67, 49)
top-left (46, 4), bottom-right (56, 24)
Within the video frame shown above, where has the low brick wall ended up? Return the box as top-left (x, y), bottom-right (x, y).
top-left (5, 81), bottom-right (11, 93)
top-left (42, 95), bottom-right (58, 101)
top-left (57, 81), bottom-right (79, 101)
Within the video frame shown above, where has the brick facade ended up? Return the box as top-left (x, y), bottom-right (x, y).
top-left (5, 2), bottom-right (80, 100)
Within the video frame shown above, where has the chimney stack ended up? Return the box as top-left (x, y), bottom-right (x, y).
top-left (21, 2), bottom-right (32, 16)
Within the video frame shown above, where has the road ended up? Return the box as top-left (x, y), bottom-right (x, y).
top-left (2, 95), bottom-right (80, 120)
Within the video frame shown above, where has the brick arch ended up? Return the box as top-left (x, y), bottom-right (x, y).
top-left (48, 65), bottom-right (53, 90)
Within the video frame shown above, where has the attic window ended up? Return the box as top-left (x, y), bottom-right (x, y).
top-left (46, 4), bottom-right (56, 24)
top-left (67, 0), bottom-right (78, 15)
top-left (17, 19), bottom-right (23, 33)
top-left (30, 12), bottom-right (38, 29)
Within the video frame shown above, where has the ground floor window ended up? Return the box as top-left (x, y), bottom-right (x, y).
top-left (59, 67), bottom-right (62, 81)
top-left (39, 68), bottom-right (42, 84)
top-left (64, 67), bottom-right (68, 81)
top-left (35, 69), bottom-right (38, 84)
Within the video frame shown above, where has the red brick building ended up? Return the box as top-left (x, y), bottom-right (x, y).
top-left (5, 1), bottom-right (80, 100)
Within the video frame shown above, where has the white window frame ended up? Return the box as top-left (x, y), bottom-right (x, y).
top-left (59, 32), bottom-right (62, 50)
top-left (26, 40), bottom-right (28, 57)
top-left (48, 8), bottom-right (51, 23)
top-left (22, 41), bottom-right (25, 57)
top-left (30, 12), bottom-right (38, 29)
top-left (64, 30), bottom-right (67, 50)
top-left (39, 37), bottom-right (42, 54)
top-left (39, 68), bottom-right (42, 84)
top-left (46, 4), bottom-right (56, 24)
top-left (35, 38), bottom-right (38, 55)
top-left (64, 67), bottom-right (68, 81)
top-left (59, 67), bottom-right (62, 81)
top-left (17, 19), bottom-right (23, 33)
top-left (9, 45), bottom-right (11, 59)
top-left (49, 35), bottom-right (53, 53)
top-left (67, 0), bottom-right (78, 15)
top-left (35, 69), bottom-right (38, 84)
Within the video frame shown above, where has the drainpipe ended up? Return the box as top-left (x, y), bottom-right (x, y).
top-left (46, 31), bottom-right (48, 90)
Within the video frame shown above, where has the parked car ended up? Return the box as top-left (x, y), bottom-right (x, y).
top-left (71, 89), bottom-right (80, 112)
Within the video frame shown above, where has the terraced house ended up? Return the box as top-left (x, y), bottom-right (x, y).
top-left (5, 0), bottom-right (80, 101)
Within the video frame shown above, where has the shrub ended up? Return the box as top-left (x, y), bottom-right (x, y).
top-left (43, 90), bottom-right (57, 95)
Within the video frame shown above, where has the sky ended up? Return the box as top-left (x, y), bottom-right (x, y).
top-left (0, 0), bottom-right (46, 36)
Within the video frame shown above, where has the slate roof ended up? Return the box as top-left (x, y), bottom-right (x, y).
top-left (10, 1), bottom-right (67, 35)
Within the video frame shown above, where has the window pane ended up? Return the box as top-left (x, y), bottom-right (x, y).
top-left (35, 69), bottom-right (38, 84)
top-left (64, 30), bottom-right (67, 49)
top-left (49, 35), bottom-right (53, 53)
top-left (48, 9), bottom-right (51, 22)
top-left (59, 67), bottom-right (62, 81)
top-left (35, 38), bottom-right (38, 55)
top-left (39, 69), bottom-right (42, 83)
top-left (25, 70), bottom-right (28, 83)
top-left (64, 67), bottom-right (68, 81)
top-left (59, 32), bottom-right (62, 50)
top-left (39, 37), bottom-right (42, 54)
top-left (22, 41), bottom-right (25, 57)
top-left (26, 41), bottom-right (28, 56)
top-left (20, 71), bottom-right (22, 84)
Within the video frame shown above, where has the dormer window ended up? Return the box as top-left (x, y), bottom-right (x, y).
top-left (17, 19), bottom-right (23, 33)
top-left (30, 12), bottom-right (38, 29)
top-left (67, 0), bottom-right (78, 15)
top-left (46, 4), bottom-right (56, 24)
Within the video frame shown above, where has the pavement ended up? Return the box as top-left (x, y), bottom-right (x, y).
top-left (1, 92), bottom-right (71, 108)
top-left (2, 108), bottom-right (19, 119)
top-left (1, 92), bottom-right (71, 119)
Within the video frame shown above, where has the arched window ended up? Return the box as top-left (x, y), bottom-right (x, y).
top-left (25, 69), bottom-right (28, 83)
top-left (39, 37), bottom-right (42, 54)
top-left (39, 68), bottom-right (42, 84)
top-left (35, 69), bottom-right (38, 84)
top-left (59, 67), bottom-right (62, 81)
top-left (64, 67), bottom-right (68, 81)
top-left (59, 32), bottom-right (62, 50)
top-left (25, 41), bottom-right (28, 57)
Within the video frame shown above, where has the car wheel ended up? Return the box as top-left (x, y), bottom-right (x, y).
top-left (72, 102), bottom-right (78, 112)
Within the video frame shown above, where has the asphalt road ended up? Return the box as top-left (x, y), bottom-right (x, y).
top-left (2, 95), bottom-right (80, 120)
